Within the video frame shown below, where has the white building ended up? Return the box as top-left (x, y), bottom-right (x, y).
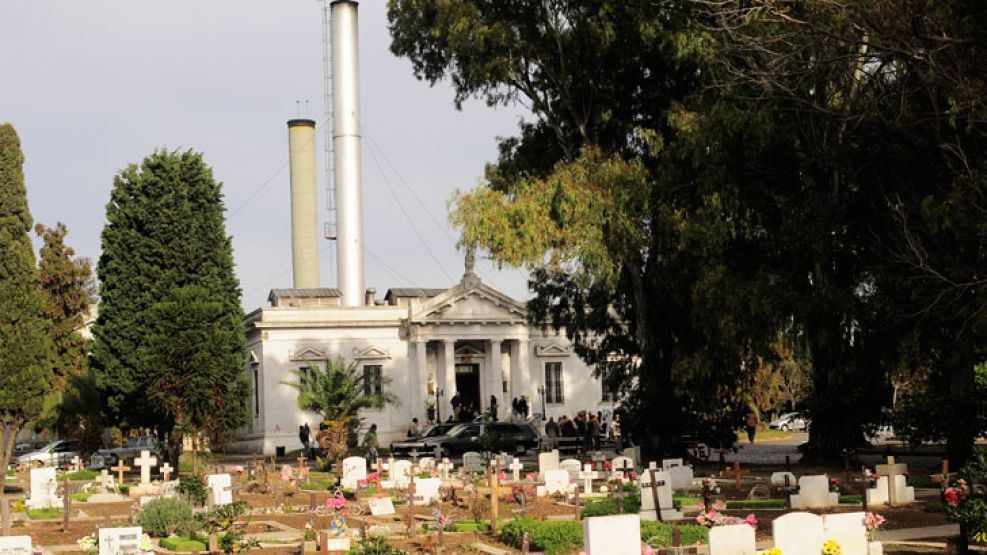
top-left (236, 266), bottom-right (616, 455)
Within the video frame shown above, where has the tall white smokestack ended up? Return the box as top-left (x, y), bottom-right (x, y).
top-left (287, 118), bottom-right (320, 289)
top-left (331, 0), bottom-right (365, 307)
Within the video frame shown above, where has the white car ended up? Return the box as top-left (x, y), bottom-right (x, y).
top-left (768, 412), bottom-right (809, 432)
top-left (16, 439), bottom-right (80, 467)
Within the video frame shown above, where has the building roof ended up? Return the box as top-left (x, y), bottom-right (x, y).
top-left (268, 288), bottom-right (342, 301)
top-left (384, 288), bottom-right (446, 299)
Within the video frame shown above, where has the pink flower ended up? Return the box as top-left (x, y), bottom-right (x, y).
top-left (945, 488), bottom-right (963, 506)
top-left (743, 514), bottom-right (758, 528)
top-left (640, 543), bottom-right (655, 555)
top-left (712, 499), bottom-right (726, 511)
top-left (499, 472), bottom-right (507, 481)
top-left (526, 472), bottom-right (536, 482)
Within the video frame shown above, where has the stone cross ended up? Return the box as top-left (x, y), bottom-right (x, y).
top-left (97, 470), bottom-right (114, 494)
top-left (135, 450), bottom-right (157, 484)
top-left (615, 458), bottom-right (634, 477)
top-left (724, 461), bottom-right (750, 489)
top-left (579, 464), bottom-right (599, 494)
top-left (509, 458), bottom-right (524, 483)
top-left (438, 459), bottom-right (453, 481)
top-left (409, 449), bottom-right (420, 466)
top-left (876, 456), bottom-right (908, 506)
top-left (160, 462), bottom-right (174, 482)
top-left (112, 459), bottom-right (131, 485)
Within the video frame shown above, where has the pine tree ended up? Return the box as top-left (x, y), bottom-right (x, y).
top-left (0, 123), bottom-right (51, 484)
top-left (91, 150), bottom-right (247, 456)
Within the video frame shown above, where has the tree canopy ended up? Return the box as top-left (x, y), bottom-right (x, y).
top-left (0, 123), bottom-right (51, 483)
top-left (91, 150), bottom-right (247, 455)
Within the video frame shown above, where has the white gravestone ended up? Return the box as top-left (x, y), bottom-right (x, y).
top-left (206, 474), bottom-right (233, 506)
top-left (667, 465), bottom-right (694, 491)
top-left (27, 467), bottom-right (61, 509)
top-left (771, 472), bottom-right (798, 488)
top-left (462, 452), bottom-right (484, 473)
top-left (437, 458), bottom-right (454, 481)
top-left (0, 536), bottom-right (32, 555)
top-left (866, 475), bottom-right (915, 507)
top-left (823, 511), bottom-right (868, 555)
top-left (418, 457), bottom-right (435, 472)
top-left (610, 456), bottom-right (635, 479)
top-left (579, 464), bottom-right (599, 494)
top-left (662, 459), bottom-right (684, 469)
top-left (341, 456), bottom-right (367, 490)
top-left (560, 459), bottom-right (582, 480)
top-left (98, 526), bottom-right (143, 555)
top-left (509, 458), bottom-right (524, 482)
top-left (583, 514), bottom-right (641, 555)
top-left (709, 523), bottom-right (756, 555)
top-left (638, 469), bottom-right (684, 521)
top-left (538, 450), bottom-right (560, 479)
top-left (135, 450), bottom-right (157, 484)
top-left (368, 497), bottom-right (396, 516)
top-left (543, 469), bottom-right (572, 496)
top-left (414, 477), bottom-right (442, 505)
top-left (790, 475), bottom-right (839, 510)
top-left (773, 512), bottom-right (824, 555)
top-left (390, 460), bottom-right (413, 489)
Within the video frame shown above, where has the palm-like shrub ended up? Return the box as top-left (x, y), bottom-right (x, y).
top-left (282, 357), bottom-right (398, 461)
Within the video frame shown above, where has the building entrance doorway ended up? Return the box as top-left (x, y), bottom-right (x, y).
top-left (455, 363), bottom-right (480, 421)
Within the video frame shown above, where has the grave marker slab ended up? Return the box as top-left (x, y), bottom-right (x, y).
top-left (773, 512), bottom-right (824, 555)
top-left (0, 536), bottom-right (32, 555)
top-left (662, 459), bottom-right (684, 469)
top-left (414, 477), bottom-right (442, 505)
top-left (206, 474), bottom-right (233, 506)
top-left (790, 475), bottom-right (839, 510)
top-left (667, 465), bottom-right (694, 491)
top-left (583, 514), bottom-right (641, 555)
top-left (543, 470), bottom-right (571, 496)
top-left (560, 459), bottom-right (582, 480)
top-left (823, 511), bottom-right (868, 555)
top-left (27, 467), bottom-right (60, 510)
top-left (610, 456), bottom-right (634, 479)
top-left (538, 450), bottom-right (560, 479)
top-left (98, 526), bottom-right (143, 555)
top-left (709, 523), bottom-right (756, 555)
top-left (638, 469), bottom-right (683, 521)
top-left (391, 460), bottom-right (413, 489)
top-left (368, 497), bottom-right (396, 516)
top-left (341, 456), bottom-right (367, 491)
top-left (462, 452), bottom-right (484, 473)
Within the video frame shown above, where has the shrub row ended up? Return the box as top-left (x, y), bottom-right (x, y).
top-left (500, 518), bottom-right (708, 554)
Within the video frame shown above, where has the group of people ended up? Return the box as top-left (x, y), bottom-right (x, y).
top-left (448, 391), bottom-right (485, 423)
top-left (297, 420), bottom-right (380, 464)
top-left (544, 411), bottom-right (628, 452)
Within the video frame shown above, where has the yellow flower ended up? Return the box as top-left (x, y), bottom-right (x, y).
top-left (761, 548), bottom-right (783, 555)
top-left (821, 539), bottom-right (843, 555)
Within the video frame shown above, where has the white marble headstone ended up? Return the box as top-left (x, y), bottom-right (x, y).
top-left (341, 456), bottom-right (367, 490)
top-left (638, 469), bottom-right (684, 521)
top-left (865, 475), bottom-right (915, 507)
top-left (661, 458), bottom-right (684, 469)
top-left (709, 523), bottom-right (756, 555)
top-left (390, 460), bottom-right (413, 489)
top-left (790, 474), bottom-right (839, 509)
top-left (610, 456), bottom-right (635, 479)
top-left (823, 511), bottom-right (868, 555)
top-left (414, 477), bottom-right (442, 505)
top-left (773, 512), bottom-right (824, 555)
top-left (560, 459), bottom-right (582, 480)
top-left (27, 467), bottom-right (60, 509)
top-left (462, 452), bottom-right (484, 473)
top-left (98, 526), bottom-right (143, 555)
top-left (583, 514), bottom-right (641, 555)
top-left (543, 469), bottom-right (572, 496)
top-left (771, 471), bottom-right (798, 487)
top-left (538, 450), bottom-right (560, 479)
top-left (206, 474), bottom-right (233, 506)
top-left (667, 465), bottom-right (694, 491)
top-left (418, 457), bottom-right (435, 472)
top-left (0, 536), bottom-right (32, 555)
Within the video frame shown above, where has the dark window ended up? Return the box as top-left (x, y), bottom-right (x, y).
top-left (363, 364), bottom-right (383, 396)
top-left (602, 381), bottom-right (619, 403)
top-left (253, 367), bottom-right (261, 417)
top-left (545, 362), bottom-right (564, 404)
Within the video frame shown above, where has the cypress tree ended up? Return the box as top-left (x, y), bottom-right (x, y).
top-left (0, 123), bottom-right (51, 484)
top-left (91, 150), bottom-right (247, 454)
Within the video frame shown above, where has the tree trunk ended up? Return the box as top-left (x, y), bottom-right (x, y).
top-left (945, 337), bottom-right (976, 468)
top-left (0, 418), bottom-right (23, 495)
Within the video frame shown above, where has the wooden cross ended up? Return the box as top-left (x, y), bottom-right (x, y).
top-left (297, 456), bottom-right (307, 472)
top-left (111, 459), bottom-right (131, 485)
top-left (783, 474), bottom-right (792, 510)
top-left (160, 462), bottom-right (174, 482)
top-left (614, 482), bottom-right (625, 514)
top-left (404, 482), bottom-right (420, 539)
top-left (60, 474), bottom-right (71, 532)
top-left (615, 458), bottom-right (633, 479)
top-left (521, 531), bottom-right (531, 555)
top-left (724, 461), bottom-right (750, 489)
top-left (647, 469), bottom-right (665, 522)
top-left (247, 459), bottom-right (255, 481)
top-left (489, 460), bottom-right (500, 534)
top-left (875, 456), bottom-right (908, 506)
top-left (509, 458), bottom-right (524, 482)
top-left (573, 486), bottom-right (581, 520)
top-left (229, 475), bottom-right (242, 503)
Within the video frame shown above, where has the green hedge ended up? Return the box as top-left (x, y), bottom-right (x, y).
top-left (159, 537), bottom-right (207, 552)
top-left (838, 495), bottom-right (863, 505)
top-left (66, 470), bottom-right (99, 481)
top-left (499, 518), bottom-right (708, 554)
top-left (582, 496), bottom-right (642, 517)
top-left (907, 474), bottom-right (934, 488)
top-left (27, 508), bottom-right (62, 520)
top-left (725, 499), bottom-right (786, 510)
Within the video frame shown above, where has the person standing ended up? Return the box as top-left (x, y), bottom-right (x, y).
top-left (363, 423), bottom-right (379, 464)
top-left (451, 391), bottom-right (462, 421)
top-left (407, 417), bottom-right (422, 438)
top-left (612, 414), bottom-right (623, 453)
top-left (545, 416), bottom-right (560, 450)
top-left (745, 411), bottom-right (759, 444)
top-left (489, 395), bottom-right (499, 421)
top-left (298, 423), bottom-right (311, 459)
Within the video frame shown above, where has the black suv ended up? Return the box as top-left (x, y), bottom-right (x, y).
top-left (399, 422), bottom-right (539, 457)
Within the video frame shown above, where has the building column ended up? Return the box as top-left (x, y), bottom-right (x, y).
top-left (442, 339), bottom-right (457, 411)
top-left (509, 340), bottom-right (521, 401)
top-left (488, 339), bottom-right (503, 417)
top-left (517, 339), bottom-right (535, 415)
top-left (413, 339), bottom-right (427, 423)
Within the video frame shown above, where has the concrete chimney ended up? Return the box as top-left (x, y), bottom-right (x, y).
top-left (331, 0), bottom-right (365, 307)
top-left (287, 118), bottom-right (320, 289)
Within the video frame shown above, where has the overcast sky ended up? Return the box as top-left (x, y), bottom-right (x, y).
top-left (1, 1), bottom-right (531, 309)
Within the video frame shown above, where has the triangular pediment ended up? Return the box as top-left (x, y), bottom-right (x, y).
top-left (411, 281), bottom-right (527, 324)
top-left (455, 345), bottom-right (485, 356)
top-left (535, 343), bottom-right (573, 357)
top-left (353, 345), bottom-right (391, 360)
top-left (289, 347), bottom-right (327, 361)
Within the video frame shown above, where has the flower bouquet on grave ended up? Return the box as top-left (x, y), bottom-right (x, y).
top-left (695, 500), bottom-right (757, 529)
top-left (132, 533), bottom-right (155, 555)
top-left (829, 478), bottom-right (842, 494)
top-left (864, 512), bottom-right (886, 540)
top-left (76, 533), bottom-right (98, 555)
top-left (821, 539), bottom-right (843, 555)
top-left (358, 471), bottom-right (380, 494)
top-left (29, 533), bottom-right (44, 555)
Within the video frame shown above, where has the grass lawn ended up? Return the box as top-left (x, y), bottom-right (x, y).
top-left (736, 428), bottom-right (794, 443)
top-left (69, 492), bottom-right (92, 503)
top-left (27, 508), bottom-right (63, 519)
top-left (65, 469), bottom-right (99, 481)
top-left (159, 537), bottom-right (207, 552)
top-left (298, 479), bottom-right (336, 491)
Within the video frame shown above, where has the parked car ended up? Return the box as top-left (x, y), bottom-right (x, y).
top-left (393, 422), bottom-right (539, 457)
top-left (768, 412), bottom-right (809, 432)
top-left (90, 436), bottom-right (160, 469)
top-left (389, 423), bottom-right (457, 455)
top-left (16, 439), bottom-right (80, 467)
